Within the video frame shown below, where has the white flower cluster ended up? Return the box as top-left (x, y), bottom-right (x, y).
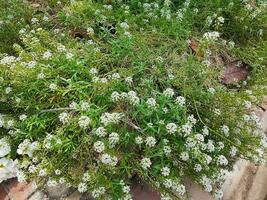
top-left (93, 141), bottom-right (105, 153)
top-left (163, 88), bottom-right (175, 97)
top-left (141, 157), bottom-right (152, 170)
top-left (78, 116), bottom-right (91, 129)
top-left (92, 187), bottom-right (106, 199)
top-left (0, 138), bottom-right (11, 157)
top-left (0, 158), bottom-right (18, 182)
top-left (203, 31), bottom-right (220, 41)
top-left (166, 123), bottom-right (177, 134)
top-left (175, 96), bottom-right (186, 107)
top-left (100, 153), bottom-right (118, 166)
top-left (111, 91), bottom-right (140, 105)
top-left (17, 139), bottom-right (39, 157)
top-left (94, 127), bottom-right (107, 137)
top-left (100, 112), bottom-right (124, 126)
top-left (145, 136), bottom-right (157, 147)
top-left (58, 112), bottom-right (70, 124)
top-left (108, 132), bottom-right (119, 147)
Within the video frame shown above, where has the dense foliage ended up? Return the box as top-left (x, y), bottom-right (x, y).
top-left (0, 0), bottom-right (267, 199)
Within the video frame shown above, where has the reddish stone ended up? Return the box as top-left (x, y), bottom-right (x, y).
top-left (0, 185), bottom-right (9, 200)
top-left (5, 178), bottom-right (35, 200)
top-left (221, 61), bottom-right (251, 84)
top-left (131, 184), bottom-right (160, 200)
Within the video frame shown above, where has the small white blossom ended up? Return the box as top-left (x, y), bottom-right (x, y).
top-left (93, 141), bottom-right (105, 153)
top-left (145, 136), bottom-right (156, 148)
top-left (78, 116), bottom-right (91, 129)
top-left (161, 166), bottom-right (170, 176)
top-left (163, 88), bottom-right (174, 97)
top-left (141, 157), bottom-right (152, 170)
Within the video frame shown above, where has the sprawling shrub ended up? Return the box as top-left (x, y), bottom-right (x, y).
top-left (0, 1), bottom-right (266, 199)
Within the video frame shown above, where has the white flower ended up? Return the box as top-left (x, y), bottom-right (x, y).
top-left (109, 132), bottom-right (119, 146)
top-left (145, 136), bottom-right (156, 147)
top-left (166, 123), bottom-right (177, 134)
top-left (125, 77), bottom-right (133, 84)
top-left (194, 164), bottom-right (202, 172)
top-left (38, 169), bottom-right (47, 177)
top-left (163, 88), bottom-right (174, 97)
top-left (100, 153), bottom-right (118, 166)
top-left (111, 91), bottom-right (121, 102)
top-left (163, 146), bottom-right (171, 155)
top-left (220, 125), bottom-right (229, 136)
top-left (37, 73), bottom-right (45, 79)
top-left (27, 61), bottom-right (37, 68)
top-left (0, 56), bottom-right (16, 65)
top-left (5, 87), bottom-right (12, 94)
top-left (69, 101), bottom-right (78, 109)
top-left (47, 179), bottom-right (57, 187)
top-left (180, 152), bottom-right (189, 161)
top-left (78, 116), bottom-right (91, 129)
top-left (146, 98), bottom-right (157, 107)
top-left (59, 177), bottom-right (66, 184)
top-left (66, 52), bottom-right (74, 60)
top-left (120, 22), bottom-right (129, 29)
top-left (17, 170), bottom-right (27, 183)
top-left (161, 166), bottom-right (170, 176)
top-left (93, 141), bottom-right (105, 153)
top-left (175, 96), bottom-right (186, 107)
top-left (82, 172), bottom-right (91, 182)
top-left (95, 127), bottom-right (107, 137)
top-left (100, 112), bottom-right (123, 126)
top-left (217, 155), bottom-right (228, 166)
top-left (112, 73), bottom-right (120, 80)
top-left (49, 83), bottom-right (57, 91)
top-left (78, 182), bottom-right (87, 193)
top-left (230, 146), bottom-right (237, 157)
top-left (0, 138), bottom-right (11, 157)
top-left (17, 139), bottom-right (38, 157)
top-left (201, 175), bottom-right (213, 192)
top-left (19, 114), bottom-right (27, 121)
top-left (92, 187), bottom-right (106, 198)
top-left (43, 51), bottom-right (52, 59)
top-left (89, 68), bottom-right (98, 75)
top-left (244, 100), bottom-right (252, 109)
top-left (141, 158), bottom-right (152, 170)
top-left (87, 27), bottom-right (94, 35)
top-left (163, 179), bottom-right (173, 188)
top-left (127, 91), bottom-right (140, 105)
top-left (206, 140), bottom-right (215, 152)
top-left (203, 31), bottom-right (220, 41)
top-left (135, 136), bottom-right (143, 145)
top-left (0, 158), bottom-right (18, 182)
top-left (174, 184), bottom-right (186, 196)
top-left (55, 169), bottom-right (61, 175)
top-left (58, 112), bottom-right (70, 124)
top-left (80, 101), bottom-right (90, 111)
top-left (214, 189), bottom-right (223, 199)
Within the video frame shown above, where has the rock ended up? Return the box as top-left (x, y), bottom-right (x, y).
top-left (3, 178), bottom-right (36, 200)
top-left (184, 178), bottom-right (214, 200)
top-left (45, 184), bottom-right (74, 199)
top-left (131, 183), bottom-right (161, 200)
top-left (222, 160), bottom-right (258, 200)
top-left (28, 190), bottom-right (48, 200)
top-left (220, 61), bottom-right (251, 84)
top-left (261, 111), bottom-right (267, 133)
top-left (63, 191), bottom-right (83, 200)
top-left (246, 166), bottom-right (267, 200)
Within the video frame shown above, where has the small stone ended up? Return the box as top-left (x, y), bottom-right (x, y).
top-left (28, 191), bottom-right (47, 200)
top-left (63, 191), bottom-right (82, 200)
top-left (45, 183), bottom-right (74, 199)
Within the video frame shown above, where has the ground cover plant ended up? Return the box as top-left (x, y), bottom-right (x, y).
top-left (0, 0), bottom-right (267, 199)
